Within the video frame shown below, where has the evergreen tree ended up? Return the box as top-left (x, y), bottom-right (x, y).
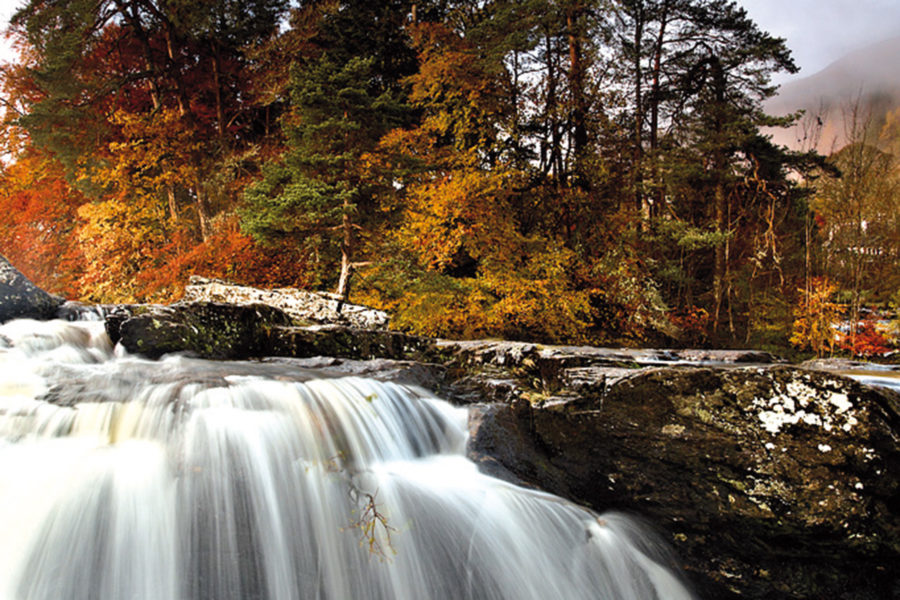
top-left (242, 0), bottom-right (419, 299)
top-left (611, 0), bottom-right (798, 338)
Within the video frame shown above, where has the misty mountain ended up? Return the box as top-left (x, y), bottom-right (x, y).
top-left (765, 36), bottom-right (900, 153)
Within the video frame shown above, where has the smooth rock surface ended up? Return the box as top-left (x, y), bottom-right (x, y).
top-left (268, 324), bottom-right (433, 361)
top-left (0, 255), bottom-right (64, 323)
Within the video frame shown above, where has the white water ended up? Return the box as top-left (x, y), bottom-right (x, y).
top-left (0, 319), bottom-right (695, 600)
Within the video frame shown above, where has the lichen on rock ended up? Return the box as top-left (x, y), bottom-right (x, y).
top-left (463, 363), bottom-right (900, 600)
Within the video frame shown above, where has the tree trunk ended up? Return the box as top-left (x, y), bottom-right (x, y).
top-left (543, 32), bottom-right (564, 182)
top-left (632, 4), bottom-right (647, 228)
top-left (648, 0), bottom-right (670, 218)
top-left (167, 183), bottom-right (178, 224)
top-left (211, 41), bottom-right (226, 144)
top-left (195, 184), bottom-right (212, 242)
top-left (336, 196), bottom-right (353, 301)
top-left (567, 1), bottom-right (589, 189)
top-left (712, 177), bottom-right (726, 333)
top-left (709, 56), bottom-right (728, 335)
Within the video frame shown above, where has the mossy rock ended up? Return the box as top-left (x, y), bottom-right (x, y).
top-left (113, 302), bottom-right (293, 359)
top-left (468, 365), bottom-right (900, 600)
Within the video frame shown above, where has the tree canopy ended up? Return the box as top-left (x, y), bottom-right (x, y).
top-left (1, 0), bottom-right (898, 353)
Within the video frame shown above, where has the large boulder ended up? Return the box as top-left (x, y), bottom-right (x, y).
top-left (466, 365), bottom-right (900, 599)
top-left (0, 255), bottom-right (64, 323)
top-left (105, 302), bottom-right (294, 359)
top-left (106, 302), bottom-right (433, 361)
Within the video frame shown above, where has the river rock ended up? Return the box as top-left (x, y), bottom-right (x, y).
top-left (466, 365), bottom-right (900, 599)
top-left (106, 302), bottom-right (434, 362)
top-left (258, 356), bottom-right (446, 389)
top-left (436, 339), bottom-right (784, 367)
top-left (106, 302), bottom-right (294, 359)
top-left (0, 255), bottom-right (64, 323)
top-left (183, 276), bottom-right (390, 329)
top-left (267, 324), bottom-right (433, 362)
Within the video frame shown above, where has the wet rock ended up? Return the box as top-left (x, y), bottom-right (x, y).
top-left (0, 255), bottom-right (65, 323)
top-left (258, 356), bottom-right (446, 389)
top-left (802, 357), bottom-right (900, 374)
top-left (467, 365), bottom-right (900, 600)
top-left (183, 276), bottom-right (390, 330)
top-left (55, 301), bottom-right (107, 322)
top-left (436, 339), bottom-right (785, 397)
top-left (437, 339), bottom-right (784, 368)
top-left (466, 402), bottom-right (544, 488)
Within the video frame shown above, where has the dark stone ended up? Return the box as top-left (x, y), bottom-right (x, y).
top-left (110, 302), bottom-right (293, 359)
top-left (466, 365), bottom-right (900, 600)
top-left (0, 255), bottom-right (65, 323)
top-left (436, 339), bottom-right (784, 370)
top-left (267, 324), bottom-right (435, 362)
top-left (55, 301), bottom-right (107, 322)
top-left (258, 356), bottom-right (447, 389)
top-left (107, 302), bottom-right (436, 362)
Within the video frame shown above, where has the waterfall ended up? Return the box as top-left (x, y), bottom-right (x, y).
top-left (0, 318), bottom-right (695, 600)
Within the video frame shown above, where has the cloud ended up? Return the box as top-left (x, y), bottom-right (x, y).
top-left (742, 0), bottom-right (900, 79)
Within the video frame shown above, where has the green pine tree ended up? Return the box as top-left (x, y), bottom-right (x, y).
top-left (241, 0), bottom-right (418, 299)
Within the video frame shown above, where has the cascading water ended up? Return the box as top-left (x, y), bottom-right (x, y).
top-left (0, 318), bottom-right (695, 600)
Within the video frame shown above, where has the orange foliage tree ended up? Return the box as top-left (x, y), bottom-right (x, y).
top-left (790, 277), bottom-right (841, 357)
top-left (357, 22), bottom-right (595, 343)
top-left (0, 152), bottom-right (86, 298)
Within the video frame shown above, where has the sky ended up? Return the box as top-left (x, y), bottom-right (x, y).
top-left (0, 2), bottom-right (19, 65)
top-left (740, 0), bottom-right (900, 83)
top-left (1, 0), bottom-right (900, 84)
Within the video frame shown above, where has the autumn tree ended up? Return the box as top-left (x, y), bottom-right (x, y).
top-left (814, 103), bottom-right (900, 347)
top-left (0, 151), bottom-right (86, 298)
top-left (353, 2), bottom-right (614, 343)
top-left (790, 277), bottom-right (840, 357)
top-left (11, 0), bottom-right (288, 239)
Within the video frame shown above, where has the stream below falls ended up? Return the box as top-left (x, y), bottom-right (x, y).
top-left (0, 318), bottom-right (696, 600)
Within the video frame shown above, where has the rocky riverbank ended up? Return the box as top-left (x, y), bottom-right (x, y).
top-left (1, 258), bottom-right (898, 599)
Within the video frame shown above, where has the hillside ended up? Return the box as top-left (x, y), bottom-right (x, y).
top-left (766, 36), bottom-right (900, 153)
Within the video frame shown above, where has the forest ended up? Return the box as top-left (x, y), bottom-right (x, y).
top-left (0, 0), bottom-right (898, 355)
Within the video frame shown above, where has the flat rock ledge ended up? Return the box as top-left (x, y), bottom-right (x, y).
top-left (0, 255), bottom-right (64, 323)
top-left (183, 276), bottom-right (390, 330)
